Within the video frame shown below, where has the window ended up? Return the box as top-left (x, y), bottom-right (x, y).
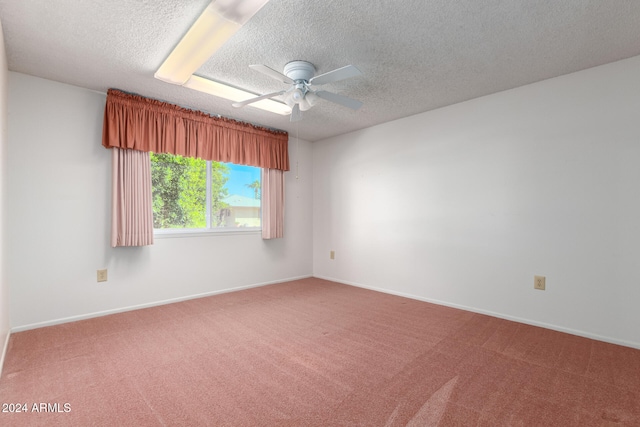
top-left (150, 153), bottom-right (261, 232)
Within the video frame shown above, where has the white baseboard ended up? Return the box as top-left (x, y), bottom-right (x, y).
top-left (0, 329), bottom-right (10, 378)
top-left (314, 275), bottom-right (640, 350)
top-left (11, 275), bottom-right (313, 333)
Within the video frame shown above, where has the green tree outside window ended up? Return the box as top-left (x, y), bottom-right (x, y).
top-left (150, 153), bottom-right (230, 229)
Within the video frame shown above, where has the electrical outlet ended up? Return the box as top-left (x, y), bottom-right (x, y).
top-left (330, 250), bottom-right (335, 260)
top-left (534, 275), bottom-right (545, 290)
top-left (97, 269), bottom-right (108, 282)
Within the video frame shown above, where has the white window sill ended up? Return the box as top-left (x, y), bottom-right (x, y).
top-left (154, 228), bottom-right (262, 239)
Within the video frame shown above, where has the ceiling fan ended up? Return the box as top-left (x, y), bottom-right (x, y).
top-left (232, 60), bottom-right (363, 122)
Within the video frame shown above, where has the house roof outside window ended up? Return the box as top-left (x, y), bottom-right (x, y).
top-left (222, 194), bottom-right (260, 208)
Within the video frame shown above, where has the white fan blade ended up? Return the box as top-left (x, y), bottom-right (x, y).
top-left (315, 90), bottom-right (363, 110)
top-left (249, 64), bottom-right (294, 84)
top-left (232, 90), bottom-right (285, 108)
top-left (309, 65), bottom-right (362, 86)
top-left (290, 104), bottom-right (302, 122)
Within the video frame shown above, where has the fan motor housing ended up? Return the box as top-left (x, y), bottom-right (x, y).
top-left (284, 60), bottom-right (316, 82)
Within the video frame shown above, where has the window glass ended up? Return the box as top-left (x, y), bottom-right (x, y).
top-left (150, 153), bottom-right (260, 231)
top-left (219, 163), bottom-right (261, 228)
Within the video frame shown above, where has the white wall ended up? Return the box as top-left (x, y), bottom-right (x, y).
top-left (313, 56), bottom-right (640, 348)
top-left (7, 72), bottom-right (313, 329)
top-left (0, 20), bottom-right (11, 372)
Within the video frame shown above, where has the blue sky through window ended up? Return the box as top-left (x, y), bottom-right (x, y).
top-left (224, 163), bottom-right (261, 199)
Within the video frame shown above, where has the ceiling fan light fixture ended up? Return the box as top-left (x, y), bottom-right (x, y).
top-left (283, 97), bottom-right (295, 108)
top-left (184, 75), bottom-right (291, 115)
top-left (305, 91), bottom-right (319, 107)
top-left (299, 97), bottom-right (312, 111)
top-left (291, 87), bottom-right (304, 102)
top-left (283, 85), bottom-right (307, 107)
top-left (155, 0), bottom-right (270, 85)
top-left (282, 87), bottom-right (294, 107)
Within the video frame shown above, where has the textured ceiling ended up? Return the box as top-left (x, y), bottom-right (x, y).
top-left (2, 0), bottom-right (640, 141)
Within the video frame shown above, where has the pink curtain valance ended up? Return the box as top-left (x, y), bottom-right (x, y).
top-left (102, 89), bottom-right (289, 171)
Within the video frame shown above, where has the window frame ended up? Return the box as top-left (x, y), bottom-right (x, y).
top-left (151, 155), bottom-right (262, 237)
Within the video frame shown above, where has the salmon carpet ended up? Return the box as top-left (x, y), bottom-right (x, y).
top-left (1, 278), bottom-right (639, 426)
